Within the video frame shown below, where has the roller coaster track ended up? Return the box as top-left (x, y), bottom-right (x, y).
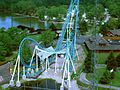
top-left (9, 0), bottom-right (80, 90)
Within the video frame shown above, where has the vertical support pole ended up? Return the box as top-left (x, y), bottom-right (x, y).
top-left (36, 50), bottom-right (38, 72)
top-left (69, 53), bottom-right (76, 74)
top-left (61, 57), bottom-right (65, 71)
top-left (45, 58), bottom-right (48, 72)
top-left (16, 55), bottom-right (21, 87)
top-left (9, 55), bottom-right (19, 86)
top-left (47, 58), bottom-right (50, 70)
top-left (67, 60), bottom-right (71, 89)
top-left (75, 47), bottom-right (79, 60)
top-left (55, 54), bottom-right (57, 73)
top-left (30, 48), bottom-right (36, 67)
top-left (60, 60), bottom-right (67, 90)
top-left (22, 66), bottom-right (26, 79)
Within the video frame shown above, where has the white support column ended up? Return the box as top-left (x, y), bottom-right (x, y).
top-left (55, 54), bottom-right (57, 73)
top-left (22, 66), bottom-right (26, 80)
top-left (16, 56), bottom-right (21, 87)
top-left (67, 60), bottom-right (71, 90)
top-left (36, 50), bottom-right (38, 72)
top-left (75, 47), bottom-right (79, 61)
top-left (28, 48), bottom-right (36, 73)
top-left (61, 58), bottom-right (65, 71)
top-left (47, 58), bottom-right (50, 70)
top-left (9, 55), bottom-right (19, 86)
top-left (30, 48), bottom-right (36, 67)
top-left (68, 53), bottom-right (76, 74)
top-left (60, 60), bottom-right (67, 90)
top-left (45, 58), bottom-right (48, 72)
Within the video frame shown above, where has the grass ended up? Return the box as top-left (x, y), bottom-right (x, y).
top-left (86, 67), bottom-right (106, 82)
top-left (96, 52), bottom-right (119, 64)
top-left (110, 71), bottom-right (120, 87)
top-left (86, 67), bottom-right (120, 88)
top-left (96, 53), bottom-right (109, 64)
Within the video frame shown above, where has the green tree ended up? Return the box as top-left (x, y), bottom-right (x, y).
top-left (79, 21), bottom-right (88, 35)
top-left (84, 51), bottom-right (93, 73)
top-left (106, 52), bottom-right (117, 71)
top-left (116, 54), bottom-right (120, 67)
top-left (36, 6), bottom-right (47, 19)
top-left (15, 0), bottom-right (36, 15)
top-left (49, 23), bottom-right (57, 30)
top-left (0, 30), bottom-right (13, 56)
top-left (7, 27), bottom-right (28, 49)
top-left (38, 30), bottom-right (56, 47)
top-left (99, 24), bottom-right (109, 36)
top-left (99, 70), bottom-right (110, 84)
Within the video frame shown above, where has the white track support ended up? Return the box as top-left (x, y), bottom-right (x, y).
top-left (55, 54), bottom-right (58, 73)
top-left (36, 50), bottom-right (38, 72)
top-left (9, 55), bottom-right (19, 86)
top-left (47, 58), bottom-right (50, 70)
top-left (61, 60), bottom-right (67, 87)
top-left (45, 58), bottom-right (47, 72)
top-left (67, 60), bottom-right (71, 88)
top-left (16, 56), bottom-right (21, 87)
top-left (75, 47), bottom-right (79, 60)
top-left (61, 59), bottom-right (71, 89)
top-left (29, 48), bottom-right (36, 67)
top-left (45, 58), bottom-right (49, 72)
top-left (61, 58), bottom-right (65, 71)
top-left (22, 66), bottom-right (26, 79)
top-left (17, 56), bottom-right (20, 81)
top-left (68, 53), bottom-right (76, 74)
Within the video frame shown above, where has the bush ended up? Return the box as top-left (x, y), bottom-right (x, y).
top-left (84, 51), bottom-right (93, 73)
top-left (106, 52), bottom-right (117, 71)
top-left (99, 76), bottom-right (109, 84)
top-left (99, 70), bottom-right (110, 84)
top-left (116, 54), bottom-right (120, 67)
top-left (0, 55), bottom-right (5, 62)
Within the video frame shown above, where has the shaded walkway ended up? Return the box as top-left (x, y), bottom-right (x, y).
top-left (80, 72), bottom-right (120, 90)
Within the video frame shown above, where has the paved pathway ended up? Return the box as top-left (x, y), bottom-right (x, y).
top-left (38, 60), bottom-right (81, 90)
top-left (80, 72), bottom-right (120, 90)
top-left (0, 63), bottom-right (11, 84)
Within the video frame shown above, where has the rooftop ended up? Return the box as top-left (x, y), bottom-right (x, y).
top-left (85, 35), bottom-right (120, 51)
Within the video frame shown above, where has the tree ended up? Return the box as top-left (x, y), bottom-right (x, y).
top-left (15, 0), bottom-right (36, 15)
top-left (36, 6), bottom-right (47, 19)
top-left (0, 30), bottom-right (13, 56)
top-left (7, 27), bottom-right (28, 49)
top-left (99, 24), bottom-right (109, 36)
top-left (38, 30), bottom-right (56, 47)
top-left (106, 52), bottom-right (117, 71)
top-left (99, 70), bottom-right (110, 84)
top-left (84, 51), bottom-right (93, 73)
top-left (49, 23), bottom-right (56, 30)
top-left (116, 54), bottom-right (120, 67)
top-left (79, 21), bottom-right (88, 35)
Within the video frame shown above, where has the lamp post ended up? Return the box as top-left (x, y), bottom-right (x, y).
top-left (44, 15), bottom-right (48, 29)
top-left (110, 69), bottom-right (113, 89)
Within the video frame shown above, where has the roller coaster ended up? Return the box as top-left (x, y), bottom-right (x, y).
top-left (9, 0), bottom-right (80, 90)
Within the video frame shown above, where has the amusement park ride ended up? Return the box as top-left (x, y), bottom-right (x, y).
top-left (9, 0), bottom-right (80, 90)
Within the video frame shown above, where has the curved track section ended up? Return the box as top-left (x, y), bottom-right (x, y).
top-left (18, 37), bottom-right (43, 68)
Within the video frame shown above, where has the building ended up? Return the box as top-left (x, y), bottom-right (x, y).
top-left (85, 35), bottom-right (120, 53)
